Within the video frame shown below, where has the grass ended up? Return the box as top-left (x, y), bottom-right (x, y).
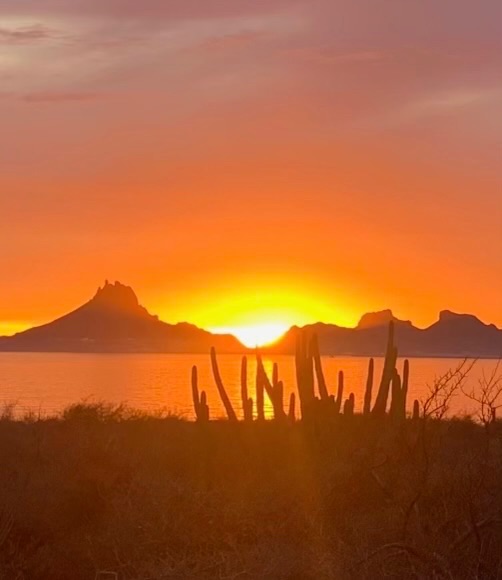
top-left (0, 403), bottom-right (501, 579)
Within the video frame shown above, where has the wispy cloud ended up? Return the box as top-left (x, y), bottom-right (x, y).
top-left (0, 24), bottom-right (59, 44)
top-left (0, 0), bottom-right (296, 22)
top-left (410, 88), bottom-right (502, 114)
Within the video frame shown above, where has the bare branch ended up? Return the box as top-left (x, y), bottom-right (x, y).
top-left (461, 360), bottom-right (502, 425)
top-left (422, 359), bottom-right (476, 420)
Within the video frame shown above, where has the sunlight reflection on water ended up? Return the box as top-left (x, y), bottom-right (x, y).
top-left (0, 352), bottom-right (498, 419)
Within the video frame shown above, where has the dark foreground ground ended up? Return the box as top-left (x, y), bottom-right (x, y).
top-left (0, 405), bottom-right (501, 579)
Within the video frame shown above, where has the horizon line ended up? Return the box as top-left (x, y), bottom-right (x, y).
top-left (0, 280), bottom-right (500, 340)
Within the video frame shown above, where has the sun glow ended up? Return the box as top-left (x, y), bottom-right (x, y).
top-left (175, 279), bottom-right (360, 348)
top-left (211, 323), bottom-right (289, 348)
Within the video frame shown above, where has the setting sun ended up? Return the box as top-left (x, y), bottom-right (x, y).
top-left (168, 279), bottom-right (360, 347)
top-left (210, 323), bottom-right (289, 348)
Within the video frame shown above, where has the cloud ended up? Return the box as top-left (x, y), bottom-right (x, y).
top-left (0, 0), bottom-right (296, 22)
top-left (0, 24), bottom-right (58, 44)
top-left (353, 85), bottom-right (502, 135)
top-left (394, 87), bottom-right (502, 125)
top-left (1, 0), bottom-right (501, 135)
top-left (414, 88), bottom-right (502, 113)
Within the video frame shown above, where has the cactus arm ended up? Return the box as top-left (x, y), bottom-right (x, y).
top-left (372, 321), bottom-right (397, 416)
top-left (334, 370), bottom-right (344, 414)
top-left (210, 347), bottom-right (237, 421)
top-left (311, 333), bottom-right (329, 400)
top-left (256, 367), bottom-right (264, 420)
top-left (363, 358), bottom-right (374, 414)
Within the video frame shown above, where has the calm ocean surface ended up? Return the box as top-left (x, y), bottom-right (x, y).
top-left (0, 353), bottom-right (498, 419)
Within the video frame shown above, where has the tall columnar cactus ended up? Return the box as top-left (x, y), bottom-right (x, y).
top-left (256, 353), bottom-right (285, 419)
top-left (334, 370), bottom-right (344, 414)
top-left (272, 362), bottom-right (279, 390)
top-left (241, 356), bottom-right (253, 422)
top-left (288, 393), bottom-right (296, 422)
top-left (343, 393), bottom-right (355, 416)
top-left (412, 399), bottom-right (420, 421)
top-left (295, 329), bottom-right (315, 419)
top-left (191, 365), bottom-right (200, 418)
top-left (191, 365), bottom-right (198, 413)
top-left (256, 351), bottom-right (273, 399)
top-left (271, 362), bottom-right (286, 419)
top-left (363, 358), bottom-right (374, 414)
top-left (199, 391), bottom-right (209, 421)
top-left (275, 380), bottom-right (284, 418)
top-left (389, 360), bottom-right (410, 420)
top-left (402, 359), bottom-right (410, 417)
top-left (256, 365), bottom-right (265, 420)
top-left (210, 347), bottom-right (237, 421)
top-left (296, 330), bottom-right (350, 419)
top-left (241, 356), bottom-right (248, 404)
top-left (310, 333), bottom-right (329, 400)
top-left (191, 365), bottom-right (209, 422)
top-left (390, 368), bottom-right (402, 419)
top-left (372, 321), bottom-right (398, 416)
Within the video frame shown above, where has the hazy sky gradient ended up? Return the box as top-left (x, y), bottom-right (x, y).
top-left (1, 0), bottom-right (501, 334)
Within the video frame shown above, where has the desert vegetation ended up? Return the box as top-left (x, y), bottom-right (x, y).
top-left (193, 322), bottom-right (418, 423)
top-left (0, 324), bottom-right (501, 579)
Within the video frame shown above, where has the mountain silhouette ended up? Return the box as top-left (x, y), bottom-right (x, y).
top-left (357, 309), bottom-right (413, 329)
top-left (267, 309), bottom-right (502, 358)
top-left (0, 287), bottom-right (500, 357)
top-left (0, 281), bottom-right (243, 353)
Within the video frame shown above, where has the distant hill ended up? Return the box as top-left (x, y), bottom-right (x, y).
top-left (0, 281), bottom-right (243, 353)
top-left (0, 284), bottom-right (500, 357)
top-left (266, 310), bottom-right (502, 358)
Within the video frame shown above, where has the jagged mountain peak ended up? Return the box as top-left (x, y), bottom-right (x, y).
top-left (91, 281), bottom-right (140, 310)
top-left (357, 309), bottom-right (412, 329)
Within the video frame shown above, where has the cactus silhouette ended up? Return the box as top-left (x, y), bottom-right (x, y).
top-left (256, 365), bottom-right (264, 420)
top-left (256, 352), bottom-right (285, 419)
top-left (210, 347), bottom-right (237, 421)
top-left (199, 391), bottom-right (209, 422)
top-left (402, 359), bottom-right (410, 417)
top-left (288, 392), bottom-right (296, 421)
top-left (412, 399), bottom-right (420, 421)
top-left (191, 365), bottom-right (209, 422)
top-left (389, 360), bottom-right (410, 420)
top-left (241, 356), bottom-right (253, 422)
top-left (295, 329), bottom-right (315, 419)
top-left (334, 370), bottom-right (344, 414)
top-left (372, 321), bottom-right (398, 416)
top-left (310, 333), bottom-right (329, 400)
top-left (390, 368), bottom-right (402, 419)
top-left (272, 362), bottom-right (279, 390)
top-left (343, 393), bottom-right (355, 416)
top-left (363, 358), bottom-right (374, 414)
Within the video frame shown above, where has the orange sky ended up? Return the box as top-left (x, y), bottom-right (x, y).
top-left (0, 0), bottom-right (501, 338)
